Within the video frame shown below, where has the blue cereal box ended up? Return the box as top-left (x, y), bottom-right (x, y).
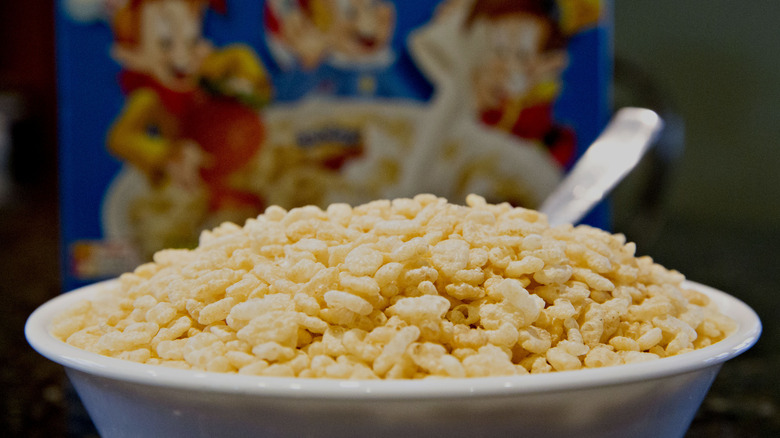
top-left (57, 0), bottom-right (612, 289)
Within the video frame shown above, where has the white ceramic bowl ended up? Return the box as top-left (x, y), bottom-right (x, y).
top-left (26, 280), bottom-right (760, 438)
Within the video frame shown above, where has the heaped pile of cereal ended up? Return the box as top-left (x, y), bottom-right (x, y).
top-left (52, 194), bottom-right (735, 379)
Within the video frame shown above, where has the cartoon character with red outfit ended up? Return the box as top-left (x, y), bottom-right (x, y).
top-left (103, 0), bottom-right (271, 254)
top-left (466, 0), bottom-right (600, 168)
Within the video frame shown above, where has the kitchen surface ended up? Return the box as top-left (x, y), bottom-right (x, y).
top-left (2, 1), bottom-right (780, 437)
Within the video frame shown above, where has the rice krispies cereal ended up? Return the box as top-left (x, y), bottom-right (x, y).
top-left (52, 194), bottom-right (736, 379)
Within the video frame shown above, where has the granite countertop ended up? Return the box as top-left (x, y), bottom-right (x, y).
top-left (2, 183), bottom-right (778, 437)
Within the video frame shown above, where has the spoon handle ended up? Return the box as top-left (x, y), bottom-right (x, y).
top-left (539, 107), bottom-right (664, 226)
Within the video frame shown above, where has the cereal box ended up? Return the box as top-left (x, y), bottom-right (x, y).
top-left (57, 0), bottom-right (612, 290)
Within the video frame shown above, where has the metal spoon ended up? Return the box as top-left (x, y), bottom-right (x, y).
top-left (538, 107), bottom-right (664, 226)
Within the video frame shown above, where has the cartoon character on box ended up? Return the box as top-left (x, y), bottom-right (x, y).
top-left (103, 0), bottom-right (271, 257)
top-left (395, 0), bottom-right (602, 207)
top-left (263, 0), bottom-right (405, 99)
top-left (466, 0), bottom-right (601, 168)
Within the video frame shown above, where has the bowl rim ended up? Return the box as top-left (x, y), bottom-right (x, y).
top-left (25, 279), bottom-right (761, 400)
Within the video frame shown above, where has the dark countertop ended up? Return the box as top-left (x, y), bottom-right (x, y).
top-left (2, 182), bottom-right (778, 437)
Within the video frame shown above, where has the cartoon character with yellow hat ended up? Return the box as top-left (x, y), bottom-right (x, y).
top-left (466, 0), bottom-right (601, 168)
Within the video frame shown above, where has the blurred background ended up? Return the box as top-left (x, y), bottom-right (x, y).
top-left (1, 1), bottom-right (778, 436)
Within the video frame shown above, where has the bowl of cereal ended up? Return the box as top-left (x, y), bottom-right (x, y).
top-left (27, 195), bottom-right (760, 438)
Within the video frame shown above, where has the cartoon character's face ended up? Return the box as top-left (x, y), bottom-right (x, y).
top-left (471, 14), bottom-right (567, 110)
top-left (329, 0), bottom-right (395, 59)
top-left (115, 0), bottom-right (211, 91)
